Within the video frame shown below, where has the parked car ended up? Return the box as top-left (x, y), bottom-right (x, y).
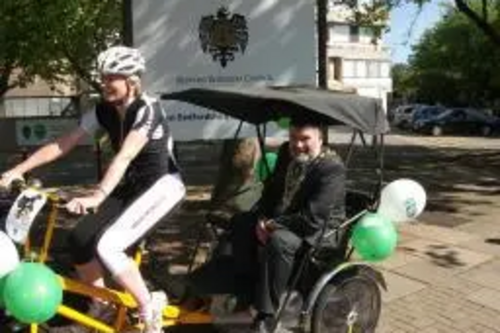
top-left (411, 106), bottom-right (446, 131)
top-left (414, 108), bottom-right (500, 136)
top-left (392, 104), bottom-right (427, 129)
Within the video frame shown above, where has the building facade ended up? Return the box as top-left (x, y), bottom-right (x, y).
top-left (326, 2), bottom-right (392, 111)
top-left (0, 71), bottom-right (78, 118)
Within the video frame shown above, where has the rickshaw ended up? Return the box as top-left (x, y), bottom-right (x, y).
top-left (0, 84), bottom-right (407, 333)
top-left (160, 84), bottom-right (391, 333)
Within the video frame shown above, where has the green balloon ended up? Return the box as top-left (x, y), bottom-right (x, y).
top-left (351, 213), bottom-right (398, 262)
top-left (4, 263), bottom-right (62, 324)
top-left (0, 276), bottom-right (5, 308)
top-left (256, 152), bottom-right (278, 182)
top-left (276, 117), bottom-right (290, 129)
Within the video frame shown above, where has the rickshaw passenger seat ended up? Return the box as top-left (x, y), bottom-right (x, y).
top-left (344, 190), bottom-right (373, 220)
top-left (311, 189), bottom-right (373, 264)
top-left (281, 190), bottom-right (373, 302)
top-left (186, 177), bottom-right (262, 272)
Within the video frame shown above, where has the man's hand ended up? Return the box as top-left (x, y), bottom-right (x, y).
top-left (256, 220), bottom-right (269, 244)
top-left (0, 170), bottom-right (24, 189)
top-left (65, 192), bottom-right (105, 215)
top-left (256, 219), bottom-right (277, 245)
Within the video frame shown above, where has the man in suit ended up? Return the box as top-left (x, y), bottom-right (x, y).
top-left (230, 116), bottom-right (346, 332)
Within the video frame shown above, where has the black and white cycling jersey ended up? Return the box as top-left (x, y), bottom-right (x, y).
top-left (80, 93), bottom-right (179, 187)
top-left (72, 93), bottom-right (185, 276)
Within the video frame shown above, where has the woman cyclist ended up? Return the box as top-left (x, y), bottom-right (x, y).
top-left (0, 46), bottom-right (185, 333)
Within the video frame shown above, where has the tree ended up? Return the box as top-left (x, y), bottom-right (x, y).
top-left (391, 63), bottom-right (417, 101)
top-left (454, 0), bottom-right (500, 46)
top-left (396, 1), bottom-right (500, 48)
top-left (329, 0), bottom-right (500, 50)
top-left (401, 4), bottom-right (500, 106)
top-left (0, 0), bottom-right (121, 98)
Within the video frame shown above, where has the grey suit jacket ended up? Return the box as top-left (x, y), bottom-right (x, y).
top-left (257, 142), bottom-right (346, 245)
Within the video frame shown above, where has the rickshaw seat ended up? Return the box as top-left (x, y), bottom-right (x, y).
top-left (279, 189), bottom-right (373, 312)
top-left (324, 189), bottom-right (371, 244)
top-left (309, 189), bottom-right (373, 265)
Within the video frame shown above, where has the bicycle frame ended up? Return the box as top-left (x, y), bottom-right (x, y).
top-left (13, 187), bottom-right (214, 333)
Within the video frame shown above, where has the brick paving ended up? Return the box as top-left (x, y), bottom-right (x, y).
top-left (140, 135), bottom-right (500, 333)
top-left (373, 133), bottom-right (500, 333)
top-left (2, 134), bottom-right (500, 332)
top-left (379, 274), bottom-right (500, 332)
top-left (377, 218), bottom-right (500, 333)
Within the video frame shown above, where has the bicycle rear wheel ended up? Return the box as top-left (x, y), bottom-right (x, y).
top-left (312, 274), bottom-right (381, 333)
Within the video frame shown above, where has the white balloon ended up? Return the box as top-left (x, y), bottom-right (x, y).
top-left (0, 230), bottom-right (20, 278)
top-left (377, 179), bottom-right (427, 223)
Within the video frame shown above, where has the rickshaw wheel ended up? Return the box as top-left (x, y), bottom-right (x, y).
top-left (311, 274), bottom-right (381, 333)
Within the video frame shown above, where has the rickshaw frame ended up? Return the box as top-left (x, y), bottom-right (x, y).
top-left (162, 84), bottom-right (390, 333)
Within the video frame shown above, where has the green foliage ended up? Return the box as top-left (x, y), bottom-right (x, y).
top-left (391, 63), bottom-right (417, 100)
top-left (396, 4), bottom-right (500, 106)
top-left (0, 0), bottom-right (121, 97)
top-left (3, 0), bottom-right (499, 108)
top-left (328, 0), bottom-right (392, 39)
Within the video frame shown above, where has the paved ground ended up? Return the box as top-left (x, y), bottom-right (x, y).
top-left (142, 133), bottom-right (500, 333)
top-left (377, 222), bottom-right (500, 333)
top-left (315, 132), bottom-right (500, 333)
top-left (372, 134), bottom-right (500, 333)
top-left (2, 132), bottom-right (500, 332)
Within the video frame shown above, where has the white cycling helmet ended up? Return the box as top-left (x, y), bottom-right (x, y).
top-left (97, 46), bottom-right (146, 77)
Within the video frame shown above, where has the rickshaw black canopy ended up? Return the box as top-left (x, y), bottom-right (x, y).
top-left (161, 85), bottom-right (390, 135)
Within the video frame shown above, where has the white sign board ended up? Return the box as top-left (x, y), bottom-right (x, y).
top-left (132, 0), bottom-right (316, 140)
top-left (15, 118), bottom-right (92, 146)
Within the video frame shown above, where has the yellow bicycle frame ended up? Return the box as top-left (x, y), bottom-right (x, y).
top-left (21, 189), bottom-right (213, 332)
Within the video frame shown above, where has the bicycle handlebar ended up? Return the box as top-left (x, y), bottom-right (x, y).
top-left (9, 178), bottom-right (26, 194)
top-left (1, 178), bottom-right (74, 209)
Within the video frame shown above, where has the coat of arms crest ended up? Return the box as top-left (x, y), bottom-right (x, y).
top-left (198, 6), bottom-right (249, 68)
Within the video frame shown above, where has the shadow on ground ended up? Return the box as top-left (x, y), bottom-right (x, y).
top-left (1, 139), bottom-right (498, 331)
top-left (2, 139), bottom-right (498, 272)
top-left (335, 143), bottom-right (500, 227)
top-left (141, 140), bottom-right (500, 277)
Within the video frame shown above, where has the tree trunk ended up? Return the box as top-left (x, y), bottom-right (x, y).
top-left (122, 0), bottom-right (134, 46)
top-left (0, 65), bottom-right (16, 99)
top-left (317, 0), bottom-right (328, 89)
top-left (455, 0), bottom-right (500, 46)
top-left (317, 0), bottom-right (329, 142)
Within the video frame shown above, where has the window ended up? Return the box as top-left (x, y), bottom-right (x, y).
top-left (328, 0), bottom-right (354, 8)
top-left (360, 27), bottom-right (372, 37)
top-left (367, 61), bottom-right (380, 78)
top-left (380, 62), bottom-right (390, 78)
top-left (342, 59), bottom-right (391, 78)
top-left (360, 27), bottom-right (374, 43)
top-left (454, 111), bottom-right (466, 120)
top-left (349, 26), bottom-right (359, 43)
top-left (343, 60), bottom-right (355, 78)
top-left (329, 24), bottom-right (350, 43)
top-left (1, 97), bottom-right (75, 118)
top-left (356, 60), bottom-right (367, 78)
